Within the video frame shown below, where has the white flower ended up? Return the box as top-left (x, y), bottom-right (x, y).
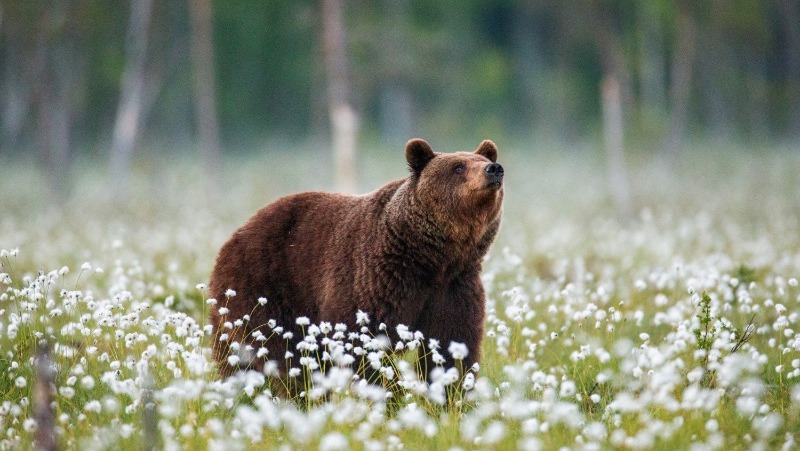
top-left (559, 380), bottom-right (576, 397)
top-left (462, 372), bottom-right (475, 390)
top-left (15, 376), bottom-right (26, 388)
top-left (319, 432), bottom-right (348, 451)
top-left (482, 421), bottom-right (506, 445)
top-left (23, 418), bottom-right (37, 433)
top-left (225, 289), bottom-right (236, 298)
top-left (396, 324), bottom-right (413, 341)
top-left (356, 310), bottom-right (370, 325)
top-left (584, 422), bottom-right (607, 441)
top-left (295, 316), bottom-right (310, 326)
top-left (59, 387), bottom-right (75, 398)
top-left (119, 424), bottom-right (133, 438)
top-left (258, 297), bottom-right (268, 306)
top-left (448, 341), bottom-right (469, 360)
top-left (81, 376), bottom-right (96, 389)
top-left (228, 355), bottom-right (241, 367)
top-left (84, 400), bottom-right (102, 413)
top-left (180, 424), bottom-right (194, 437)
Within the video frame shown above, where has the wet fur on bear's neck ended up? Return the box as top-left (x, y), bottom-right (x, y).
top-left (208, 139), bottom-right (504, 381)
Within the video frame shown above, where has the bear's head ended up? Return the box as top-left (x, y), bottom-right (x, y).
top-left (405, 138), bottom-right (504, 243)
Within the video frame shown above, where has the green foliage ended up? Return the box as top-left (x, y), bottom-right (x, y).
top-left (692, 290), bottom-right (757, 388)
top-left (2, 1), bottom-right (799, 153)
top-left (693, 291), bottom-right (717, 357)
top-left (735, 264), bottom-right (757, 286)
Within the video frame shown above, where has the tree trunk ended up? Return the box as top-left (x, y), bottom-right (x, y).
top-left (777, 0), bottom-right (800, 137)
top-left (697, 3), bottom-right (733, 144)
top-left (189, 0), bottom-right (222, 185)
top-left (512, 2), bottom-right (545, 136)
top-left (379, 0), bottom-right (412, 143)
top-left (637, 4), bottom-right (666, 120)
top-left (601, 76), bottom-right (633, 220)
top-left (110, 0), bottom-right (153, 201)
top-left (321, 0), bottom-right (358, 194)
top-left (1, 41), bottom-right (32, 150)
top-left (33, 2), bottom-right (83, 199)
top-left (592, 3), bottom-right (633, 219)
top-left (592, 3), bottom-right (635, 128)
top-left (34, 344), bottom-right (56, 451)
top-left (664, 3), bottom-right (696, 154)
top-left (746, 51), bottom-right (770, 140)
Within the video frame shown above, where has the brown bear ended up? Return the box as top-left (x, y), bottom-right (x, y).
top-left (208, 138), bottom-right (504, 383)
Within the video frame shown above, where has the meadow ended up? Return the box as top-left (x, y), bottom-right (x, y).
top-left (1, 141), bottom-right (799, 450)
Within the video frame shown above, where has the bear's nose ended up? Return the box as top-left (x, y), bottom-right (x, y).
top-left (484, 163), bottom-right (504, 182)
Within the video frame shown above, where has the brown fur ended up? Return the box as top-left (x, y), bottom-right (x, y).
top-left (208, 139), bottom-right (504, 381)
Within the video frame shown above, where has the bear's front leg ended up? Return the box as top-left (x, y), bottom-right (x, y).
top-left (415, 271), bottom-right (486, 382)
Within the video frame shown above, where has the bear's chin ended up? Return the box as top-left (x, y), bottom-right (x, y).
top-left (467, 187), bottom-right (503, 216)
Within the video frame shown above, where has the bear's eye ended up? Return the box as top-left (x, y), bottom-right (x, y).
top-left (453, 164), bottom-right (466, 174)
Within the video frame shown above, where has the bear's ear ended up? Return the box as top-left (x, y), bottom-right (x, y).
top-left (474, 140), bottom-right (498, 162)
top-left (406, 139), bottom-right (435, 174)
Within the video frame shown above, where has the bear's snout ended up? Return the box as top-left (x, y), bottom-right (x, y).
top-left (484, 162), bottom-right (504, 187)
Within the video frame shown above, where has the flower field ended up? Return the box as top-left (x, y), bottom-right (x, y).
top-left (1, 143), bottom-right (799, 450)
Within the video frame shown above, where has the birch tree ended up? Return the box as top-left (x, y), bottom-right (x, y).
top-left (109, 0), bottom-right (153, 200)
top-left (321, 0), bottom-right (358, 194)
top-left (189, 0), bottom-right (222, 185)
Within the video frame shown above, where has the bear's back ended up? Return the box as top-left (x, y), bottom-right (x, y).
top-left (209, 179), bottom-right (407, 313)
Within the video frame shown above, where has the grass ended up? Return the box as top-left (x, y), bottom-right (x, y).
top-left (1, 140), bottom-right (799, 449)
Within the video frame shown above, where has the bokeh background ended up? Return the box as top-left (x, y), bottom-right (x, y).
top-left (1, 0), bottom-right (799, 201)
top-left (2, 3), bottom-right (800, 449)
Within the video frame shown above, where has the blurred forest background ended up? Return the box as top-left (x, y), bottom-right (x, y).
top-left (1, 0), bottom-right (799, 196)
